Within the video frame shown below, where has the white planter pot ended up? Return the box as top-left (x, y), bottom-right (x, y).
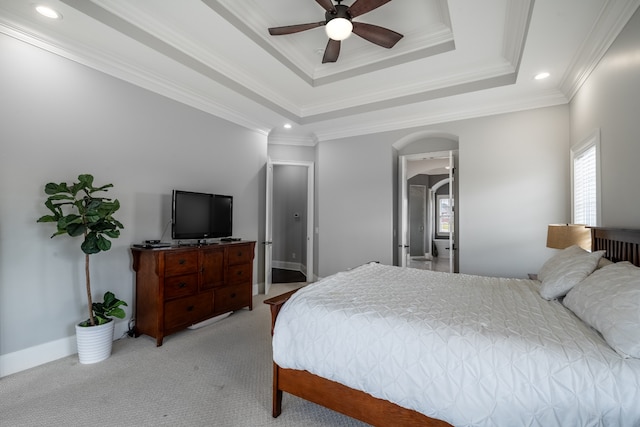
top-left (75, 320), bottom-right (115, 364)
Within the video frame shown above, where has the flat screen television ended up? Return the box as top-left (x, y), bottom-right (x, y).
top-left (171, 190), bottom-right (233, 240)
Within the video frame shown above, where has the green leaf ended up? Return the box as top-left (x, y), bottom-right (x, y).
top-left (58, 214), bottom-right (82, 228)
top-left (91, 292), bottom-right (127, 321)
top-left (46, 194), bottom-right (74, 201)
top-left (103, 229), bottom-right (121, 238)
top-left (36, 215), bottom-right (57, 223)
top-left (66, 222), bottom-right (86, 237)
top-left (96, 235), bottom-right (111, 251)
top-left (103, 291), bottom-right (115, 306)
top-left (93, 315), bottom-right (109, 325)
top-left (81, 234), bottom-right (101, 254)
top-left (44, 182), bottom-right (70, 195)
top-left (85, 213), bottom-right (101, 224)
top-left (78, 174), bottom-right (94, 188)
top-left (107, 307), bottom-right (126, 319)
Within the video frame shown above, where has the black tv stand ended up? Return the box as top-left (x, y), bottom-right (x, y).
top-left (220, 237), bottom-right (241, 242)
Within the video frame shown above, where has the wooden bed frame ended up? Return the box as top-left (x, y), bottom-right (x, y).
top-left (264, 227), bottom-right (640, 427)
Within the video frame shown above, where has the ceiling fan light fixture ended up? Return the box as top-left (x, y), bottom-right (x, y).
top-left (325, 18), bottom-right (353, 41)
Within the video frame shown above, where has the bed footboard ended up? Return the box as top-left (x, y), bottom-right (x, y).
top-left (263, 289), bottom-right (452, 427)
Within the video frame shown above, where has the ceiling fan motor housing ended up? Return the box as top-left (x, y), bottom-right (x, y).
top-left (326, 4), bottom-right (351, 23)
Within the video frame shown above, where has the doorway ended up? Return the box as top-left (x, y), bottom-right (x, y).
top-left (399, 151), bottom-right (458, 273)
top-left (264, 159), bottom-right (314, 295)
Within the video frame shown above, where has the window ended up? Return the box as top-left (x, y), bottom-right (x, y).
top-left (571, 130), bottom-right (600, 226)
top-left (437, 194), bottom-right (452, 235)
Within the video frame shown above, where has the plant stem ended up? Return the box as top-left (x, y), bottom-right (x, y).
top-left (85, 253), bottom-right (94, 326)
top-left (85, 247), bottom-right (95, 326)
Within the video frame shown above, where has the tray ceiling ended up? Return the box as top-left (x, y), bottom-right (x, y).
top-left (1, 0), bottom-right (638, 143)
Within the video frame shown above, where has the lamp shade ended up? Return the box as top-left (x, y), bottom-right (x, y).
top-left (546, 224), bottom-right (591, 250)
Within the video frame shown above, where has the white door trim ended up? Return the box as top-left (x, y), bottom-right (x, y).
top-left (265, 160), bottom-right (315, 294)
top-left (399, 150), bottom-right (457, 271)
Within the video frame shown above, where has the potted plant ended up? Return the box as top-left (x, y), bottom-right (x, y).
top-left (37, 174), bottom-right (127, 364)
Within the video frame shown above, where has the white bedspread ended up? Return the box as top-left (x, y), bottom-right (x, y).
top-left (272, 263), bottom-right (640, 427)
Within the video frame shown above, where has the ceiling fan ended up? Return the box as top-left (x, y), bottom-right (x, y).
top-left (268, 0), bottom-right (403, 64)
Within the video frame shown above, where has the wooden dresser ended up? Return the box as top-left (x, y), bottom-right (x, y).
top-left (131, 241), bottom-right (256, 346)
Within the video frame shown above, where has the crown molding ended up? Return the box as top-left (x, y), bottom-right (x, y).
top-left (268, 133), bottom-right (318, 146)
top-left (300, 60), bottom-right (515, 119)
top-left (92, 0), bottom-right (302, 116)
top-left (0, 19), bottom-right (272, 136)
top-left (204, 0), bottom-right (456, 87)
top-left (502, 0), bottom-right (535, 70)
top-left (313, 89), bottom-right (569, 142)
top-left (559, 0), bottom-right (640, 100)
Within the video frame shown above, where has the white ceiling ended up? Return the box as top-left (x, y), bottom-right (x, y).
top-left (1, 0), bottom-right (638, 144)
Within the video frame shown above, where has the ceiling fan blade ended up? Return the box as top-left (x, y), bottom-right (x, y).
top-left (316, 0), bottom-right (337, 13)
top-left (347, 0), bottom-right (392, 18)
top-left (268, 21), bottom-right (325, 36)
top-left (352, 22), bottom-right (403, 48)
top-left (322, 39), bottom-right (341, 63)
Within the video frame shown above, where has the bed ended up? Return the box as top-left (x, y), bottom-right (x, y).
top-left (264, 227), bottom-right (640, 426)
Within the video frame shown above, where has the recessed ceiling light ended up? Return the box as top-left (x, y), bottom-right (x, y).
top-left (35, 5), bottom-right (62, 20)
top-left (534, 72), bottom-right (550, 80)
top-left (284, 123), bottom-right (292, 129)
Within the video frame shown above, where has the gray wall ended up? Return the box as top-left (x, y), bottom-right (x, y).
top-left (0, 33), bottom-right (266, 373)
top-left (313, 5), bottom-right (640, 278)
top-left (317, 105), bottom-right (570, 278)
top-left (570, 6), bottom-right (640, 228)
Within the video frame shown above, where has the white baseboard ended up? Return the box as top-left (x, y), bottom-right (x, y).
top-left (0, 321), bottom-right (129, 378)
top-left (272, 260), bottom-right (303, 273)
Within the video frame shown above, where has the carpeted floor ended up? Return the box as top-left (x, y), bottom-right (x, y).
top-left (0, 284), bottom-right (368, 427)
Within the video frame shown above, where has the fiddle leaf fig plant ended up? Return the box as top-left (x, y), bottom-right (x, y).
top-left (37, 174), bottom-right (127, 326)
top-left (79, 291), bottom-right (128, 327)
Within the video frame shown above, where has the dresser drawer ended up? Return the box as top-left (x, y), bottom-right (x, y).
top-left (227, 263), bottom-right (252, 285)
top-left (164, 251), bottom-right (198, 277)
top-left (227, 244), bottom-right (254, 265)
top-left (164, 273), bottom-right (198, 300)
top-left (214, 284), bottom-right (251, 314)
top-left (164, 293), bottom-right (213, 330)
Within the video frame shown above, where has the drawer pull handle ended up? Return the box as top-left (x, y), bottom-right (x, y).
top-left (186, 305), bottom-right (194, 312)
top-left (237, 251), bottom-right (242, 257)
top-left (179, 259), bottom-right (186, 265)
top-left (178, 282), bottom-right (187, 288)
top-left (230, 293), bottom-right (236, 298)
top-left (237, 271), bottom-right (243, 276)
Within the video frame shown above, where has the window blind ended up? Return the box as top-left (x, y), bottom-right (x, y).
top-left (573, 145), bottom-right (597, 226)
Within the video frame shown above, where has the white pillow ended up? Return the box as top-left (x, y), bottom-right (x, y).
top-left (537, 245), bottom-right (605, 300)
top-left (563, 262), bottom-right (640, 358)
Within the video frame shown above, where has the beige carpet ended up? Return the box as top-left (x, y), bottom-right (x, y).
top-left (0, 284), bottom-right (368, 427)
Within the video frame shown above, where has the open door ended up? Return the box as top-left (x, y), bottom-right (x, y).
top-left (264, 158), bottom-right (274, 295)
top-left (398, 155), bottom-right (409, 267)
top-left (447, 150), bottom-right (456, 273)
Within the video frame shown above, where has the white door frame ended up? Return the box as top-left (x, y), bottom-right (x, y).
top-left (399, 150), bottom-right (456, 271)
top-left (265, 159), bottom-right (314, 294)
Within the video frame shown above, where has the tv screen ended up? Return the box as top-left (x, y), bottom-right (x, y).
top-left (171, 190), bottom-right (233, 240)
top-left (211, 194), bottom-right (233, 237)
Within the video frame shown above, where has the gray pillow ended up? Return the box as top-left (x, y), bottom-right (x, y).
top-left (538, 245), bottom-right (604, 300)
top-left (563, 262), bottom-right (640, 358)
